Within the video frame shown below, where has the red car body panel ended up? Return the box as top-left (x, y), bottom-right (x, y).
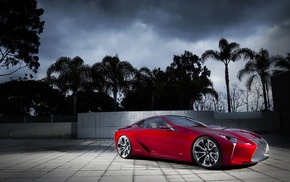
top-left (114, 115), bottom-right (269, 167)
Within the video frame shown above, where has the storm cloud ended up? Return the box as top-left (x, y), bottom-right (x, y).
top-left (30, 0), bottom-right (290, 91)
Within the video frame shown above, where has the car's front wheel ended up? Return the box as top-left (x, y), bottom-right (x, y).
top-left (192, 136), bottom-right (222, 169)
top-left (117, 135), bottom-right (132, 159)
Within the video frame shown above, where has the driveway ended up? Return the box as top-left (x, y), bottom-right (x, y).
top-left (0, 132), bottom-right (289, 182)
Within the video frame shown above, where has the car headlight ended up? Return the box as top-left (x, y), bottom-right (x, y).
top-left (217, 134), bottom-right (237, 144)
top-left (217, 134), bottom-right (238, 160)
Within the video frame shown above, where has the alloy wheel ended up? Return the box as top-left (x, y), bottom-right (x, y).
top-left (117, 135), bottom-right (132, 159)
top-left (193, 136), bottom-right (222, 169)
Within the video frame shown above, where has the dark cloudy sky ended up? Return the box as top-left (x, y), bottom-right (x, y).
top-left (30, 0), bottom-right (290, 91)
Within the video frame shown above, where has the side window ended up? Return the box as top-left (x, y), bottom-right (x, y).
top-left (142, 118), bottom-right (156, 128)
top-left (141, 118), bottom-right (170, 129)
top-left (157, 119), bottom-right (171, 128)
top-left (136, 120), bottom-right (145, 128)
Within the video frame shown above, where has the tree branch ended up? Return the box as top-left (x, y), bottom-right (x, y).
top-left (0, 63), bottom-right (28, 77)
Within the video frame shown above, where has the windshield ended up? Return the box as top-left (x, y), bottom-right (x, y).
top-left (165, 115), bottom-right (207, 127)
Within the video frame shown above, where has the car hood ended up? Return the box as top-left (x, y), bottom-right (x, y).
top-left (211, 125), bottom-right (261, 139)
top-left (182, 125), bottom-right (261, 140)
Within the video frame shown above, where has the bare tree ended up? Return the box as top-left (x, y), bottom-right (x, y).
top-left (193, 94), bottom-right (214, 111)
top-left (215, 92), bottom-right (227, 113)
top-left (230, 84), bottom-right (244, 112)
top-left (195, 91), bottom-right (227, 112)
top-left (250, 83), bottom-right (263, 111)
top-left (240, 86), bottom-right (250, 112)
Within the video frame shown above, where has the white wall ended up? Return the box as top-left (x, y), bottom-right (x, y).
top-left (0, 123), bottom-right (76, 138)
top-left (0, 111), bottom-right (281, 139)
top-left (78, 111), bottom-right (281, 139)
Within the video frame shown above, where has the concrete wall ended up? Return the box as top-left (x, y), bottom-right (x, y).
top-left (0, 115), bottom-right (77, 123)
top-left (0, 123), bottom-right (77, 139)
top-left (78, 111), bottom-right (281, 139)
top-left (77, 110), bottom-right (213, 139)
top-left (0, 111), bottom-right (281, 139)
top-left (213, 112), bottom-right (281, 132)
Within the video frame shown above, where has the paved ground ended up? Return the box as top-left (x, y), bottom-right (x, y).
top-left (0, 132), bottom-right (290, 182)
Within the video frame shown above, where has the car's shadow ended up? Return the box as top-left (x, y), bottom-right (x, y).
top-left (130, 156), bottom-right (256, 171)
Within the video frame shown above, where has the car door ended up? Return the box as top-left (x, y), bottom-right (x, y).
top-left (136, 117), bottom-right (180, 159)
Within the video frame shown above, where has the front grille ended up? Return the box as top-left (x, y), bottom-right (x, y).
top-left (251, 138), bottom-right (269, 163)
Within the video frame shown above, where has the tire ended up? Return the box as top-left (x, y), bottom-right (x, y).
top-left (192, 136), bottom-right (222, 169)
top-left (117, 135), bottom-right (132, 159)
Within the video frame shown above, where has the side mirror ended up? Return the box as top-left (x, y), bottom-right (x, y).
top-left (159, 125), bottom-right (175, 131)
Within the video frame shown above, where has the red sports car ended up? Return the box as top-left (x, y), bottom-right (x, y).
top-left (114, 115), bottom-right (269, 169)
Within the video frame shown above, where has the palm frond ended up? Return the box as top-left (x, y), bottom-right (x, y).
top-left (201, 50), bottom-right (220, 62)
top-left (245, 75), bottom-right (257, 91)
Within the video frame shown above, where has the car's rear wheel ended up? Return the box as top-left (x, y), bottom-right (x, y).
top-left (192, 136), bottom-right (222, 169)
top-left (117, 135), bottom-right (132, 159)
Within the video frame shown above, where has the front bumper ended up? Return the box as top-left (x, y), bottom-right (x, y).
top-left (221, 136), bottom-right (269, 166)
top-left (251, 138), bottom-right (269, 163)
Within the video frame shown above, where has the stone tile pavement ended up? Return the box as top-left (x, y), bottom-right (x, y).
top-left (0, 132), bottom-right (289, 182)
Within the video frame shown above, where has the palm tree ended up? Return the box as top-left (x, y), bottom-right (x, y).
top-left (202, 38), bottom-right (253, 112)
top-left (46, 56), bottom-right (91, 115)
top-left (237, 49), bottom-right (275, 111)
top-left (91, 62), bottom-right (107, 94)
top-left (132, 67), bottom-right (168, 110)
top-left (91, 55), bottom-right (135, 111)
